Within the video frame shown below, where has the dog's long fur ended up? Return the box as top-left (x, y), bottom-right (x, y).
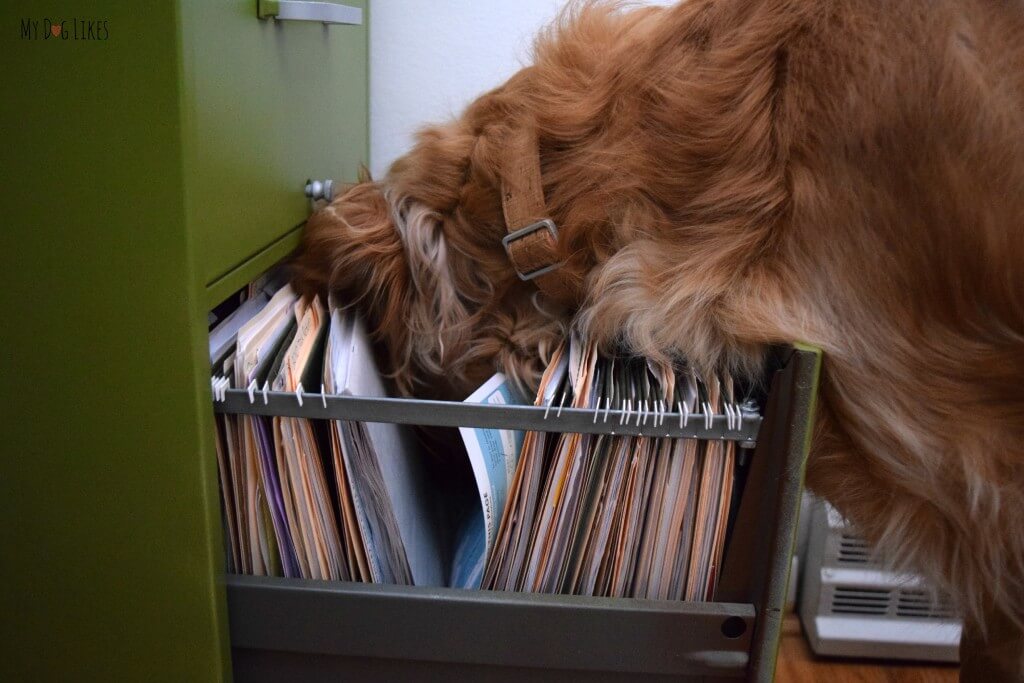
top-left (294, 0), bottom-right (1024, 664)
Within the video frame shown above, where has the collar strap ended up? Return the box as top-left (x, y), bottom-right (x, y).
top-left (500, 127), bottom-right (579, 306)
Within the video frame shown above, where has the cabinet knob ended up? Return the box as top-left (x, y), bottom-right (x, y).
top-left (305, 179), bottom-right (335, 201)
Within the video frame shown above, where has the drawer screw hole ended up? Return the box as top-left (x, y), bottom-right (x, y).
top-left (721, 616), bottom-right (747, 639)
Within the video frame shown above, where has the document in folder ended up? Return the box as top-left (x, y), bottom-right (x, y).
top-left (482, 345), bottom-right (568, 592)
top-left (451, 373), bottom-right (527, 589)
top-left (213, 289), bottom-right (444, 587)
top-left (272, 295), bottom-right (347, 581)
top-left (228, 283), bottom-right (298, 576)
top-left (209, 282), bottom-right (299, 577)
top-left (324, 307), bottom-right (445, 587)
top-left (482, 336), bottom-right (739, 602)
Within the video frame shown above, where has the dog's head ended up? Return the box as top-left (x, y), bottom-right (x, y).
top-left (294, 7), bottom-right (634, 397)
top-left (291, 109), bottom-right (569, 397)
top-left (293, 2), bottom-right (776, 397)
top-left (291, 91), bottom-right (569, 397)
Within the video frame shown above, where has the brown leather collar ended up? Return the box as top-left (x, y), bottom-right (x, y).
top-left (500, 127), bottom-right (579, 306)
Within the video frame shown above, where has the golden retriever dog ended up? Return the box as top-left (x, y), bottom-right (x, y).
top-left (293, 0), bottom-right (1024, 677)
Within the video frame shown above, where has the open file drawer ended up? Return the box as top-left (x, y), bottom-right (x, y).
top-left (215, 345), bottom-right (820, 682)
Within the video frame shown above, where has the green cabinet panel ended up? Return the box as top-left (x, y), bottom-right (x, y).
top-left (1, 3), bottom-right (229, 681)
top-left (0, 1), bottom-right (370, 681)
top-left (180, 0), bottom-right (369, 285)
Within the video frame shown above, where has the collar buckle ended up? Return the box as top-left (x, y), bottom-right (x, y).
top-left (501, 219), bottom-right (564, 281)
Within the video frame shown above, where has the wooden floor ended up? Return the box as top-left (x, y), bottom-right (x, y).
top-left (777, 615), bottom-right (960, 682)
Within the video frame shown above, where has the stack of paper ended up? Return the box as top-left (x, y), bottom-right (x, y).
top-left (212, 284), bottom-right (299, 576)
top-left (210, 283), bottom-right (741, 599)
top-left (210, 289), bottom-right (443, 586)
top-left (481, 336), bottom-right (738, 601)
top-left (323, 306), bottom-right (444, 586)
top-left (271, 295), bottom-right (348, 581)
top-left (480, 345), bottom-right (569, 592)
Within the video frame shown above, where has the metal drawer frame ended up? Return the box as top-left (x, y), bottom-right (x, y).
top-left (215, 345), bottom-right (821, 681)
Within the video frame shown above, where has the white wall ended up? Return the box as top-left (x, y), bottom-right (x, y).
top-left (369, 1), bottom-right (671, 177)
top-left (369, 0), bottom-right (566, 177)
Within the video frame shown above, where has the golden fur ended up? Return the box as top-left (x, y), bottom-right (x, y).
top-left (294, 0), bottom-right (1024, 670)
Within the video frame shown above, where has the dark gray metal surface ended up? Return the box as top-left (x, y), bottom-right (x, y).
top-left (227, 576), bottom-right (753, 679)
top-left (750, 347), bottom-right (819, 681)
top-left (213, 388), bottom-right (761, 444)
top-left (231, 650), bottom-right (702, 683)
top-left (717, 348), bottom-right (820, 681)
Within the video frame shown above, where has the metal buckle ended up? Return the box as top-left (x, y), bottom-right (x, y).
top-left (501, 219), bottom-right (565, 281)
